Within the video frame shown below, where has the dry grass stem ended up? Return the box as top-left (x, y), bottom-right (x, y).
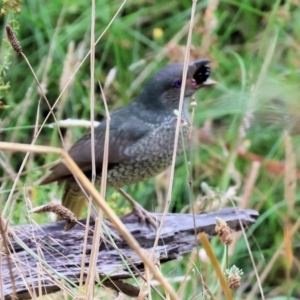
top-left (238, 217), bottom-right (265, 300)
top-left (84, 0), bottom-right (98, 297)
top-left (284, 131), bottom-right (296, 214)
top-left (90, 0), bottom-right (96, 185)
top-left (229, 161), bottom-right (260, 255)
top-left (138, 248), bottom-right (160, 299)
top-left (198, 232), bottom-right (233, 300)
top-left (177, 249), bottom-right (197, 297)
top-left (241, 161), bottom-right (261, 208)
top-left (99, 82), bottom-right (111, 198)
top-left (283, 131), bottom-right (296, 273)
top-left (137, 291), bottom-right (149, 300)
top-left (153, 0), bottom-right (198, 253)
top-left (20, 52), bottom-right (65, 145)
top-left (201, 0), bottom-right (219, 56)
top-left (0, 215), bottom-right (16, 298)
top-left (185, 253), bottom-right (218, 300)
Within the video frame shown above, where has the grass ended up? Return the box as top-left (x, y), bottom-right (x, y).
top-left (1, 0), bottom-right (300, 299)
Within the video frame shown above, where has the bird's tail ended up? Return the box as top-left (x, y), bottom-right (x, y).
top-left (57, 184), bottom-right (86, 221)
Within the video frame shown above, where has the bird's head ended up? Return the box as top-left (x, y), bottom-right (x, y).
top-left (138, 59), bottom-right (215, 110)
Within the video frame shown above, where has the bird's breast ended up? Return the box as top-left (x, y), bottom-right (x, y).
top-left (106, 118), bottom-right (191, 187)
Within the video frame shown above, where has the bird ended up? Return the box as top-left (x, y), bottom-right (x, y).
top-left (40, 59), bottom-right (215, 224)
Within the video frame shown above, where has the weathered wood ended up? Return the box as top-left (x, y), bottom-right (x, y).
top-left (1, 208), bottom-right (258, 299)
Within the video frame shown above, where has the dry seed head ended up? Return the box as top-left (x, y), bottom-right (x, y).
top-left (228, 274), bottom-right (241, 291)
top-left (32, 203), bottom-right (77, 231)
top-left (225, 265), bottom-right (243, 291)
top-left (215, 217), bottom-right (233, 245)
top-left (6, 25), bottom-right (22, 54)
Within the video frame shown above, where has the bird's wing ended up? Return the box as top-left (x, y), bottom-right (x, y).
top-left (40, 112), bottom-right (151, 184)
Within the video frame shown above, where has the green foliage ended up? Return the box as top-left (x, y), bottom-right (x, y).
top-left (1, 0), bottom-right (300, 298)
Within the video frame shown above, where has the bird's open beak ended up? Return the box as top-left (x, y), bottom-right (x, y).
top-left (202, 78), bottom-right (217, 86)
top-left (190, 59), bottom-right (217, 88)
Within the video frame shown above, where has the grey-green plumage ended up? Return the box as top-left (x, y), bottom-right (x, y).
top-left (40, 59), bottom-right (214, 218)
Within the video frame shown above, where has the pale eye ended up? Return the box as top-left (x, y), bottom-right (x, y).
top-left (173, 80), bottom-right (182, 88)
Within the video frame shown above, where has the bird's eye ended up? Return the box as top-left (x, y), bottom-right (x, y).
top-left (173, 80), bottom-right (182, 88)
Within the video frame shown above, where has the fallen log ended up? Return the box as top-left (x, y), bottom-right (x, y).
top-left (1, 208), bottom-right (258, 299)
